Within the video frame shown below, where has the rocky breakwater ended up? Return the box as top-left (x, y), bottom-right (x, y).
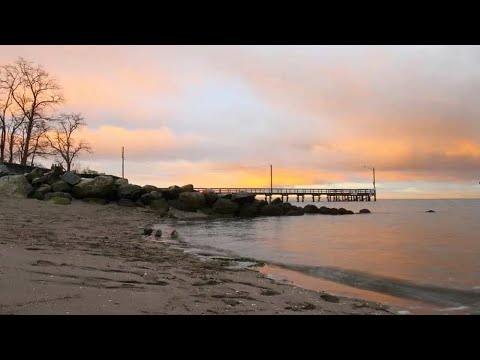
top-left (1, 166), bottom-right (370, 217)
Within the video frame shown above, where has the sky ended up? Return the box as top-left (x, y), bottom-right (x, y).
top-left (1, 45), bottom-right (479, 199)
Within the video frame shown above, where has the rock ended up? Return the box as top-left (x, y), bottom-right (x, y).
top-left (150, 198), bottom-right (169, 212)
top-left (154, 229), bottom-right (162, 238)
top-left (271, 197), bottom-right (283, 205)
top-left (140, 193), bottom-right (154, 205)
top-left (202, 189), bottom-right (218, 206)
top-left (330, 208), bottom-right (339, 215)
top-left (286, 209), bottom-right (304, 216)
top-left (320, 294), bottom-right (340, 303)
top-left (212, 198), bottom-right (239, 215)
top-left (44, 169), bottom-right (63, 185)
top-left (0, 164), bottom-right (9, 177)
top-left (31, 177), bottom-right (45, 186)
top-left (143, 226), bottom-right (154, 236)
top-left (181, 184), bottom-right (194, 192)
top-left (48, 196), bottom-right (71, 205)
top-left (72, 176), bottom-right (116, 199)
top-left (36, 184), bottom-right (52, 195)
top-left (280, 202), bottom-right (294, 214)
top-left (117, 184), bottom-right (142, 201)
top-left (338, 208), bottom-right (347, 215)
top-left (171, 230), bottom-right (179, 239)
top-left (51, 180), bottom-right (71, 193)
top-left (178, 191), bottom-right (206, 211)
top-left (135, 199), bottom-right (145, 207)
top-left (257, 200), bottom-right (268, 208)
top-left (318, 206), bottom-right (331, 215)
top-left (26, 167), bottom-right (45, 182)
top-left (0, 175), bottom-right (34, 198)
top-left (44, 192), bottom-right (72, 201)
top-left (150, 191), bottom-right (162, 199)
top-left (61, 171), bottom-right (81, 186)
top-left (238, 203), bottom-right (259, 217)
top-left (162, 185), bottom-right (184, 200)
top-left (167, 207), bottom-right (209, 219)
top-left (426, 210), bottom-right (436, 213)
top-left (142, 185), bottom-right (158, 193)
top-left (82, 197), bottom-right (108, 205)
top-left (346, 210), bottom-right (354, 215)
top-left (231, 192), bottom-right (256, 204)
top-left (303, 204), bottom-right (319, 214)
top-left (359, 209), bottom-right (371, 214)
top-left (260, 204), bottom-right (284, 216)
top-left (168, 199), bottom-right (190, 212)
top-left (118, 198), bottom-right (136, 207)
top-left (115, 178), bottom-right (128, 186)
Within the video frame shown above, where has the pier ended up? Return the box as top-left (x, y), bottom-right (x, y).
top-left (194, 188), bottom-right (377, 202)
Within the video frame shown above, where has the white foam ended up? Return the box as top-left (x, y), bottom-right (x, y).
top-left (397, 310), bottom-right (411, 315)
top-left (437, 306), bottom-right (469, 312)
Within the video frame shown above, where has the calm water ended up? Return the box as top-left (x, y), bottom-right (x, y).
top-left (163, 199), bottom-right (480, 314)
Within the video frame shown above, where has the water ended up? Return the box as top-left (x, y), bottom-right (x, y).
top-left (163, 199), bottom-right (480, 314)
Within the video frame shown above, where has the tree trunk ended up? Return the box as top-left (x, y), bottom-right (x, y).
top-left (20, 120), bottom-right (33, 165)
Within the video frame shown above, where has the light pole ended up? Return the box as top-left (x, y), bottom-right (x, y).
top-left (270, 164), bottom-right (273, 203)
top-left (364, 165), bottom-right (376, 201)
top-left (122, 147), bottom-right (125, 179)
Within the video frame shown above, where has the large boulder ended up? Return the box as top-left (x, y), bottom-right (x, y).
top-left (303, 204), bottom-right (319, 214)
top-left (150, 198), bottom-right (169, 212)
top-left (178, 192), bottom-right (206, 211)
top-left (202, 189), bottom-right (218, 206)
top-left (72, 176), bottom-right (116, 199)
top-left (52, 180), bottom-right (71, 193)
top-left (287, 209), bottom-right (304, 216)
top-left (115, 178), bottom-right (128, 187)
top-left (44, 192), bottom-right (72, 201)
top-left (32, 184), bottom-right (53, 200)
top-left (0, 175), bottom-right (33, 198)
top-left (330, 208), bottom-right (339, 215)
top-left (61, 171), bottom-right (81, 186)
top-left (162, 185), bottom-right (184, 200)
top-left (260, 204), bottom-right (284, 216)
top-left (359, 209), bottom-right (371, 214)
top-left (318, 206), bottom-right (332, 215)
top-left (280, 202), bottom-right (294, 214)
top-left (231, 192), bottom-right (256, 204)
top-left (117, 184), bottom-right (142, 201)
top-left (181, 184), bottom-right (194, 192)
top-left (238, 203), bottom-right (259, 217)
top-left (338, 208), bottom-right (348, 215)
top-left (43, 168), bottom-right (63, 185)
top-left (140, 193), bottom-right (154, 205)
top-left (26, 167), bottom-right (46, 182)
top-left (0, 164), bottom-right (9, 177)
top-left (142, 185), bottom-right (158, 194)
top-left (212, 198), bottom-right (239, 215)
top-left (271, 198), bottom-right (283, 205)
top-left (150, 191), bottom-right (162, 199)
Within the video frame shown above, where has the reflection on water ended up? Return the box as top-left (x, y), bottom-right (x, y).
top-left (165, 199), bottom-right (480, 314)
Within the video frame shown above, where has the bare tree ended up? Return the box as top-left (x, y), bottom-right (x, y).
top-left (3, 58), bottom-right (64, 165)
top-left (0, 65), bottom-right (20, 162)
top-left (46, 113), bottom-right (92, 171)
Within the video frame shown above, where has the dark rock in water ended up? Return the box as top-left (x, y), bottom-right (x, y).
top-left (48, 196), bottom-right (71, 205)
top-left (44, 192), bottom-right (72, 201)
top-left (26, 167), bottom-right (45, 182)
top-left (426, 210), bottom-right (436, 213)
top-left (162, 185), bottom-right (184, 200)
top-left (303, 204), bottom-right (319, 214)
top-left (260, 204), bottom-right (284, 216)
top-left (143, 226), bottom-right (154, 236)
top-left (117, 184), bottom-right (142, 201)
top-left (202, 189), bottom-right (218, 206)
top-left (178, 191), bottom-right (206, 211)
top-left (140, 193), bottom-right (154, 205)
top-left (61, 171), bottom-right (81, 186)
top-left (346, 210), bottom-right (354, 215)
top-left (338, 208), bottom-right (347, 215)
top-left (154, 229), bottom-right (162, 238)
top-left (118, 198), bottom-right (136, 207)
top-left (115, 178), bottom-right (128, 187)
top-left (170, 230), bottom-right (179, 239)
top-left (330, 208), bottom-right (339, 215)
top-left (257, 200), bottom-right (268, 208)
top-left (231, 192), bottom-right (256, 204)
top-left (150, 198), bottom-right (169, 212)
top-left (72, 176), bottom-right (116, 199)
top-left (286, 209), bottom-right (304, 216)
top-left (318, 206), bottom-right (331, 215)
top-left (238, 203), bottom-right (259, 217)
top-left (212, 198), bottom-right (239, 215)
top-left (142, 184), bottom-right (158, 194)
top-left (280, 202), bottom-right (294, 214)
top-left (181, 184), bottom-right (194, 192)
top-left (359, 208), bottom-right (371, 214)
top-left (82, 197), bottom-right (108, 205)
top-left (52, 180), bottom-right (71, 193)
top-left (320, 294), bottom-right (340, 303)
top-left (271, 197), bottom-right (283, 205)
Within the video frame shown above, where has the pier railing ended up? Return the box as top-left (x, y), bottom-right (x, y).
top-left (194, 188), bottom-right (375, 195)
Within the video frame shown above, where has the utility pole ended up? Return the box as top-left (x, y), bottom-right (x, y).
top-left (373, 167), bottom-right (376, 201)
top-left (122, 147), bottom-right (125, 179)
top-left (270, 164), bottom-right (273, 204)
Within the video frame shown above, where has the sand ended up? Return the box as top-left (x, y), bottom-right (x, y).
top-left (0, 197), bottom-right (393, 315)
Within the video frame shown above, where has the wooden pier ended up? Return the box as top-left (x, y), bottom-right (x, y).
top-left (194, 188), bottom-right (377, 202)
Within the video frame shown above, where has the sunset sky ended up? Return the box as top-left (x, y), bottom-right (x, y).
top-left (1, 45), bottom-right (479, 198)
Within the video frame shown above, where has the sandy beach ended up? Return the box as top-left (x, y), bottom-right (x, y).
top-left (0, 197), bottom-right (393, 315)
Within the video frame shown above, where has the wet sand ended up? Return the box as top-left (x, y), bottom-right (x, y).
top-left (0, 197), bottom-right (394, 314)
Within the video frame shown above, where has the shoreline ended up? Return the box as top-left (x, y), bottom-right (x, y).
top-left (0, 197), bottom-right (395, 315)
